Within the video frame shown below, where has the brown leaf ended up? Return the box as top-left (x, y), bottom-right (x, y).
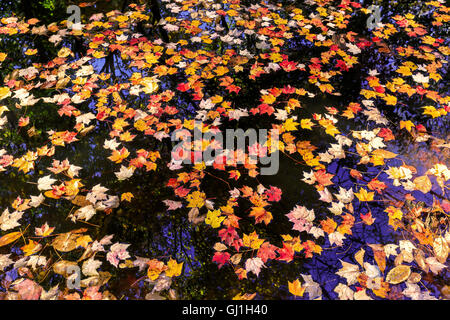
top-left (413, 175), bottom-right (432, 193)
top-left (52, 232), bottom-right (80, 252)
top-left (407, 272), bottom-right (421, 284)
top-left (414, 249), bottom-right (428, 272)
top-left (213, 242), bottom-right (227, 252)
top-left (433, 236), bottom-right (449, 264)
top-left (71, 195), bottom-right (92, 207)
top-left (55, 77), bottom-right (70, 89)
top-left (350, 169), bottom-right (363, 180)
top-left (386, 265), bottom-right (411, 284)
top-left (53, 260), bottom-right (79, 278)
top-left (80, 271), bottom-right (111, 288)
top-left (77, 244), bottom-right (95, 262)
top-left (371, 149), bottom-right (397, 159)
top-left (79, 125), bottom-right (95, 136)
top-left (230, 253), bottom-right (242, 265)
top-left (354, 248), bottom-right (365, 267)
top-left (369, 244), bottom-right (386, 273)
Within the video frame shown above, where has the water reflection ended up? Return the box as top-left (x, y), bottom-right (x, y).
top-left (0, 0), bottom-right (448, 300)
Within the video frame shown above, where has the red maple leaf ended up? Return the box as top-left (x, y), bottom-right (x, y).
top-left (277, 243), bottom-right (294, 262)
top-left (314, 170), bottom-right (334, 187)
top-left (257, 242), bottom-right (278, 263)
top-left (176, 82), bottom-right (190, 92)
top-left (174, 186), bottom-right (190, 198)
top-left (378, 128), bottom-right (395, 141)
top-left (212, 252), bottom-right (230, 269)
top-left (367, 179), bottom-right (387, 193)
top-left (265, 186), bottom-right (282, 202)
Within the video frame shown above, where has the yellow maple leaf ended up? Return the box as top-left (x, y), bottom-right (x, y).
top-left (396, 66), bottom-right (412, 76)
top-left (300, 118), bottom-right (314, 130)
top-left (108, 148), bottom-right (130, 163)
top-left (319, 119), bottom-right (340, 136)
top-left (360, 89), bottom-right (377, 99)
top-left (0, 87), bottom-right (11, 100)
top-left (112, 118), bottom-right (129, 131)
top-left (205, 209), bottom-right (225, 228)
top-left (384, 94), bottom-right (397, 106)
top-left (385, 206), bottom-right (403, 220)
top-left (141, 77), bottom-right (159, 94)
top-left (319, 83), bottom-right (334, 93)
top-left (370, 155), bottom-right (386, 166)
top-left (76, 235), bottom-right (93, 249)
top-left (12, 157), bottom-right (34, 173)
top-left (186, 191), bottom-right (206, 208)
top-left (210, 95), bottom-right (223, 104)
top-left (144, 53), bottom-right (159, 64)
top-left (21, 240), bottom-right (41, 256)
top-left (134, 120), bottom-right (149, 131)
top-left (283, 118), bottom-right (299, 131)
top-left (194, 162), bottom-right (206, 171)
top-left (261, 94), bottom-right (276, 105)
top-left (288, 279), bottom-right (305, 297)
top-left (92, 50), bottom-right (106, 58)
top-left (355, 188), bottom-right (374, 202)
top-left (243, 231), bottom-right (265, 250)
top-left (399, 120), bottom-right (415, 132)
top-left (372, 149), bottom-right (397, 159)
top-left (115, 15), bottom-right (129, 23)
top-left (119, 131), bottom-right (135, 142)
top-left (121, 192), bottom-right (134, 202)
top-left (215, 66), bottom-right (229, 76)
top-left (24, 48), bottom-right (37, 56)
top-left (165, 259), bottom-right (183, 277)
top-left (57, 47), bottom-right (72, 58)
top-left (423, 106), bottom-right (445, 118)
top-left (270, 52), bottom-right (283, 63)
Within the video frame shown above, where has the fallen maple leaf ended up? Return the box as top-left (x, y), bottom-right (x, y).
top-left (288, 279), bottom-right (305, 297)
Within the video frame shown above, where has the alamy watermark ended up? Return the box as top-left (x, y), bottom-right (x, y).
top-left (67, 5), bottom-right (81, 29)
top-left (367, 5), bottom-right (382, 30)
top-left (170, 121), bottom-right (280, 175)
top-left (66, 265), bottom-right (81, 289)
